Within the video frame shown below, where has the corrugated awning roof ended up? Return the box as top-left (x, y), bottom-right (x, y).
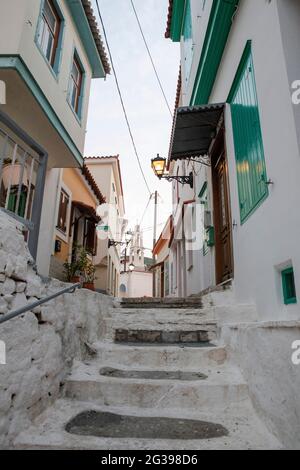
top-left (169, 104), bottom-right (225, 161)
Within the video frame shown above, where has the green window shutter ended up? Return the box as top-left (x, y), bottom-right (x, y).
top-left (183, 0), bottom-right (193, 84)
top-left (229, 42), bottom-right (268, 223)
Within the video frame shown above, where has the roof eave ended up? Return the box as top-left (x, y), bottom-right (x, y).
top-left (66, 0), bottom-right (109, 78)
top-left (165, 0), bottom-right (185, 42)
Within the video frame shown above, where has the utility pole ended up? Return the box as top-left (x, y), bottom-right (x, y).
top-left (152, 191), bottom-right (158, 297)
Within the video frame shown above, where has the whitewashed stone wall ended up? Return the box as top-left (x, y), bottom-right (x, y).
top-left (0, 212), bottom-right (113, 448)
top-left (222, 322), bottom-right (300, 449)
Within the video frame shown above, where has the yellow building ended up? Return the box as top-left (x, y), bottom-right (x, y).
top-left (50, 164), bottom-right (105, 281)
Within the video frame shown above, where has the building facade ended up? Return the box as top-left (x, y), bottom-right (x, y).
top-left (0, 0), bottom-right (110, 276)
top-left (49, 165), bottom-right (105, 281)
top-left (152, 216), bottom-right (172, 298)
top-left (85, 156), bottom-right (126, 296)
top-left (165, 0), bottom-right (300, 320)
top-left (120, 225), bottom-right (153, 299)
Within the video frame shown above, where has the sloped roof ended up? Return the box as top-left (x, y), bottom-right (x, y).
top-left (85, 155), bottom-right (124, 199)
top-left (165, 0), bottom-right (174, 38)
top-left (81, 0), bottom-right (111, 75)
top-left (167, 66), bottom-right (182, 167)
top-left (82, 164), bottom-right (106, 204)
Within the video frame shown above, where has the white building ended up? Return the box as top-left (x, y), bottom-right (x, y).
top-left (85, 156), bottom-right (126, 296)
top-left (0, 0), bottom-right (110, 275)
top-left (165, 0), bottom-right (300, 320)
top-left (119, 225), bottom-right (153, 298)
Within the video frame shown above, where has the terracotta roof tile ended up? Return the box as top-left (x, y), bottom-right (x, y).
top-left (81, 0), bottom-right (111, 75)
top-left (165, 0), bottom-right (174, 38)
top-left (82, 164), bottom-right (106, 204)
top-left (167, 66), bottom-right (182, 166)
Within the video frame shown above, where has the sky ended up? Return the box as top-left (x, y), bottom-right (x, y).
top-left (85, 0), bottom-right (180, 255)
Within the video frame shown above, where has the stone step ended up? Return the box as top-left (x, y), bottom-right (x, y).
top-left (113, 328), bottom-right (217, 345)
top-left (110, 304), bottom-right (258, 324)
top-left (119, 297), bottom-right (203, 309)
top-left (14, 399), bottom-right (283, 450)
top-left (103, 316), bottom-right (218, 343)
top-left (94, 341), bottom-right (228, 369)
top-left (63, 360), bottom-right (249, 411)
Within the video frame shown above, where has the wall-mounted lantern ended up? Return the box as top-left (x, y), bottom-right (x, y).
top-left (151, 154), bottom-right (193, 189)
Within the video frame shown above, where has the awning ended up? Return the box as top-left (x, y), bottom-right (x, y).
top-left (72, 201), bottom-right (100, 222)
top-left (169, 103), bottom-right (225, 161)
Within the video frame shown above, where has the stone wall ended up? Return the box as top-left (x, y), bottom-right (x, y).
top-left (222, 321), bottom-right (300, 449)
top-left (0, 212), bottom-right (113, 448)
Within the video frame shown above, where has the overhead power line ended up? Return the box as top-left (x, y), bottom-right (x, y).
top-left (130, 0), bottom-right (173, 118)
top-left (95, 0), bottom-right (152, 195)
top-left (139, 193), bottom-right (153, 227)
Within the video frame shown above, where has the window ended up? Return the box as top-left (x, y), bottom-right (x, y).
top-left (69, 54), bottom-right (83, 116)
top-left (282, 268), bottom-right (297, 305)
top-left (182, 0), bottom-right (193, 84)
top-left (37, 0), bottom-right (61, 69)
top-left (228, 42), bottom-right (268, 223)
top-left (57, 189), bottom-right (69, 233)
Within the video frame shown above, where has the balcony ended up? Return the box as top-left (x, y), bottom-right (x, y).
top-left (0, 109), bottom-right (47, 259)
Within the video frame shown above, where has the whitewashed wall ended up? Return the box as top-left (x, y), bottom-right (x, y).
top-left (0, 0), bottom-right (93, 154)
top-left (0, 211), bottom-right (113, 448)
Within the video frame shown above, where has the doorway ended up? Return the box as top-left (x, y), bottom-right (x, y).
top-left (211, 129), bottom-right (234, 285)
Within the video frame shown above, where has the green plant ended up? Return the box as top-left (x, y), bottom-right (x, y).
top-left (63, 259), bottom-right (80, 282)
top-left (84, 260), bottom-right (96, 283)
top-left (74, 246), bottom-right (96, 283)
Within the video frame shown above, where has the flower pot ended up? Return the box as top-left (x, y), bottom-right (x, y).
top-left (83, 282), bottom-right (95, 291)
top-left (70, 276), bottom-right (81, 283)
top-left (2, 163), bottom-right (28, 190)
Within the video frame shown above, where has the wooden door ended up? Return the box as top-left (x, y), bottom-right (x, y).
top-left (212, 133), bottom-right (233, 284)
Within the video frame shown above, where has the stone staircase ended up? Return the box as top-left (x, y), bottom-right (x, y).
top-left (14, 293), bottom-right (283, 450)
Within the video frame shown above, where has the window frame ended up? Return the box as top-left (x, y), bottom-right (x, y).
top-left (282, 267), bottom-right (297, 305)
top-left (68, 49), bottom-right (86, 122)
top-left (56, 187), bottom-right (70, 235)
top-left (35, 0), bottom-right (64, 77)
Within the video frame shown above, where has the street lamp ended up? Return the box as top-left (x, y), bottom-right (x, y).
top-left (151, 154), bottom-right (166, 178)
top-left (151, 154), bottom-right (193, 188)
top-left (129, 263), bottom-right (135, 272)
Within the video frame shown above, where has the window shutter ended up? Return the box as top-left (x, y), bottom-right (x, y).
top-left (229, 43), bottom-right (268, 223)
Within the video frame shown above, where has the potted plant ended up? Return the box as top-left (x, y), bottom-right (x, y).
top-left (63, 259), bottom-right (81, 283)
top-left (83, 260), bottom-right (96, 291)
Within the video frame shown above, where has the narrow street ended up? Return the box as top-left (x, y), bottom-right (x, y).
top-left (0, 0), bottom-right (300, 454)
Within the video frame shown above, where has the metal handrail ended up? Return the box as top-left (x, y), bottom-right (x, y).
top-left (0, 283), bottom-right (82, 325)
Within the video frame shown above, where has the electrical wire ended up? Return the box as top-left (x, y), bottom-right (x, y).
top-left (139, 193), bottom-right (153, 227)
top-left (95, 0), bottom-right (152, 195)
top-left (130, 0), bottom-right (173, 118)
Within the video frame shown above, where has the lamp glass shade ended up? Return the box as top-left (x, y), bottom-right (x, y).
top-left (151, 155), bottom-right (166, 178)
top-left (129, 263), bottom-right (135, 272)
